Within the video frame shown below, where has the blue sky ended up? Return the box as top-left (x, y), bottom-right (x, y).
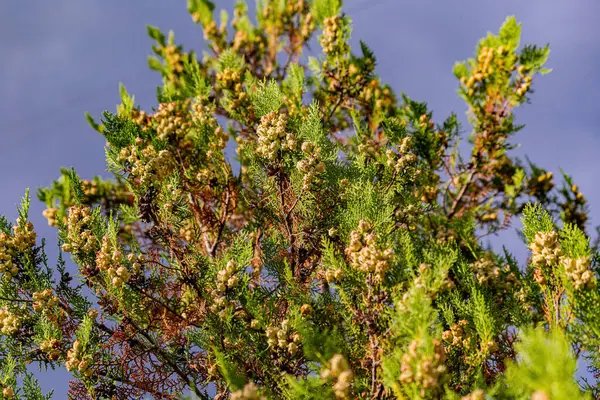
top-left (1, 0), bottom-right (599, 397)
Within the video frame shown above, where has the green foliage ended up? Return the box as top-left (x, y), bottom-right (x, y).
top-left (118, 83), bottom-right (135, 115)
top-left (250, 79), bottom-right (283, 118)
top-left (147, 25), bottom-right (166, 47)
top-left (504, 328), bottom-right (588, 399)
top-left (311, 0), bottom-right (342, 26)
top-left (184, 57), bottom-right (211, 98)
top-left (284, 63), bottom-right (305, 97)
top-left (65, 167), bottom-right (84, 205)
top-left (297, 102), bottom-right (329, 150)
top-left (470, 287), bottom-right (495, 344)
top-left (1, 2), bottom-right (597, 399)
top-left (187, 0), bottom-right (215, 26)
top-left (498, 15), bottom-right (521, 50)
top-left (214, 348), bottom-right (246, 391)
top-left (521, 202), bottom-right (555, 243)
top-left (148, 55), bottom-right (165, 74)
top-left (85, 113), bottom-right (104, 133)
top-left (99, 111), bottom-right (142, 149)
top-left (452, 61), bottom-right (470, 80)
top-left (560, 223), bottom-right (590, 259)
top-left (217, 48), bottom-right (245, 73)
top-left (22, 374), bottom-right (54, 400)
top-left (520, 44), bottom-right (552, 75)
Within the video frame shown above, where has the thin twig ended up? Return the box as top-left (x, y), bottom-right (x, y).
top-left (447, 168), bottom-right (477, 218)
top-left (0, 296), bottom-right (33, 303)
top-left (209, 185), bottom-right (232, 257)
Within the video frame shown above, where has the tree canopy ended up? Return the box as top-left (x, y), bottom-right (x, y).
top-left (0, 1), bottom-right (597, 399)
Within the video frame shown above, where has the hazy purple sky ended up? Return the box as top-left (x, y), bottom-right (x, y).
top-left (1, 0), bottom-right (599, 397)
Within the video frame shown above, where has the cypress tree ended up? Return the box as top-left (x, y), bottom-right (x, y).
top-left (0, 1), bottom-right (595, 399)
